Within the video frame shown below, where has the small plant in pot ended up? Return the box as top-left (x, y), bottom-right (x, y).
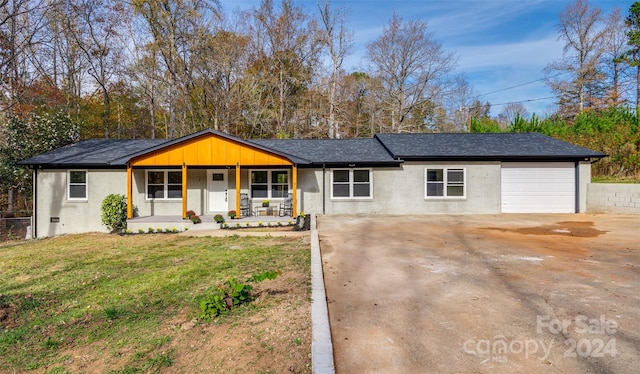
top-left (214, 214), bottom-right (225, 223)
top-left (186, 210), bottom-right (196, 219)
top-left (262, 200), bottom-right (270, 207)
top-left (228, 210), bottom-right (236, 219)
top-left (190, 215), bottom-right (201, 224)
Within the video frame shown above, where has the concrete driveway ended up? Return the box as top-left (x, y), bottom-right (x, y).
top-left (318, 214), bottom-right (640, 374)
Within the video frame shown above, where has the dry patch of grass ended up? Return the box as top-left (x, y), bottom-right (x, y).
top-left (0, 233), bottom-right (310, 373)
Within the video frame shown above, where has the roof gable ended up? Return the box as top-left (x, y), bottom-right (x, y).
top-left (125, 129), bottom-right (305, 167)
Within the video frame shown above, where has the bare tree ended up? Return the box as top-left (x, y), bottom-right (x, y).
top-left (317, 0), bottom-right (352, 138)
top-left (63, 0), bottom-right (129, 138)
top-left (132, 0), bottom-right (220, 137)
top-left (0, 0), bottom-right (49, 112)
top-left (441, 73), bottom-right (478, 132)
top-left (366, 13), bottom-right (455, 133)
top-left (603, 7), bottom-right (631, 107)
top-left (498, 102), bottom-right (529, 125)
top-left (242, 0), bottom-right (321, 138)
top-left (545, 0), bottom-right (608, 117)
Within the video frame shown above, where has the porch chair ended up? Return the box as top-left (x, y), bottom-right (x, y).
top-left (279, 193), bottom-right (293, 217)
top-left (240, 193), bottom-right (251, 217)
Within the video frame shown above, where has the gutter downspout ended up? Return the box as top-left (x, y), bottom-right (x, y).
top-left (322, 164), bottom-right (326, 215)
top-left (574, 161), bottom-right (580, 213)
top-left (32, 168), bottom-right (37, 239)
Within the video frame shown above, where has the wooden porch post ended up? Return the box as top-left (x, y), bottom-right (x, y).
top-left (182, 163), bottom-right (187, 218)
top-left (127, 164), bottom-right (133, 219)
top-left (292, 164), bottom-right (298, 218)
top-left (235, 163), bottom-right (241, 216)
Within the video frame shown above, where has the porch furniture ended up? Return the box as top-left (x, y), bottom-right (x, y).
top-left (279, 193), bottom-right (293, 216)
top-left (240, 193), bottom-right (251, 217)
top-left (254, 204), bottom-right (279, 217)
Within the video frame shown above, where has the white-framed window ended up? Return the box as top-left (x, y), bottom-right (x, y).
top-left (331, 169), bottom-right (372, 199)
top-left (425, 168), bottom-right (465, 198)
top-left (146, 170), bottom-right (182, 200)
top-left (250, 169), bottom-right (290, 199)
top-left (68, 170), bottom-right (87, 200)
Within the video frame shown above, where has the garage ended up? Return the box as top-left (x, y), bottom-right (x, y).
top-left (501, 162), bottom-right (575, 213)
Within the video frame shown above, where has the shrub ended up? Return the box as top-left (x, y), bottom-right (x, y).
top-left (214, 214), bottom-right (225, 223)
top-left (101, 194), bottom-right (128, 233)
top-left (199, 271), bottom-right (280, 319)
top-left (190, 215), bottom-right (201, 224)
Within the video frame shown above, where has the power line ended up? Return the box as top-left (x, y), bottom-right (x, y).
top-left (489, 96), bottom-right (556, 107)
top-left (477, 72), bottom-right (567, 97)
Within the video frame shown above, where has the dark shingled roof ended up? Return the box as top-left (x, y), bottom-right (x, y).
top-left (374, 133), bottom-right (606, 160)
top-left (18, 131), bottom-right (605, 167)
top-left (249, 138), bottom-right (400, 166)
top-left (18, 139), bottom-right (167, 167)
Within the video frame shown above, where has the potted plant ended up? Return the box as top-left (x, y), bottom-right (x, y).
top-left (185, 210), bottom-right (196, 219)
top-left (228, 210), bottom-right (236, 219)
top-left (262, 200), bottom-right (270, 207)
top-left (214, 214), bottom-right (225, 223)
top-left (190, 215), bottom-right (201, 224)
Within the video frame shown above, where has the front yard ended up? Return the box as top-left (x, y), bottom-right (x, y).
top-left (0, 233), bottom-right (311, 373)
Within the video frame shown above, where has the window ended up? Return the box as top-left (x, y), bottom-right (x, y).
top-left (146, 170), bottom-right (182, 200)
top-left (250, 170), bottom-right (289, 199)
top-left (426, 168), bottom-right (465, 198)
top-left (331, 169), bottom-right (372, 199)
top-left (68, 170), bottom-right (87, 200)
top-left (271, 171), bottom-right (289, 198)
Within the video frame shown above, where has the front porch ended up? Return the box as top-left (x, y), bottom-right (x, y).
top-left (122, 129), bottom-right (302, 222)
top-left (127, 214), bottom-right (297, 232)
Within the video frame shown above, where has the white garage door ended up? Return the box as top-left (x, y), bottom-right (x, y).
top-left (501, 162), bottom-right (575, 213)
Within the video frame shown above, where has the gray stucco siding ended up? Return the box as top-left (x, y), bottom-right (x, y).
top-left (36, 169), bottom-right (127, 237)
top-left (298, 162), bottom-right (502, 215)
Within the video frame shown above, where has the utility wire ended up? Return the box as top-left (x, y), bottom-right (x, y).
top-left (477, 72), bottom-right (568, 97)
top-left (488, 96), bottom-right (556, 107)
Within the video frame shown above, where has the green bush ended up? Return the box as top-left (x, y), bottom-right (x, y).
top-left (214, 214), bottom-right (224, 223)
top-left (199, 271), bottom-right (280, 319)
top-left (100, 194), bottom-right (128, 233)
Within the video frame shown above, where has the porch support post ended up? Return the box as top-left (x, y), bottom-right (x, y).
top-left (127, 164), bottom-right (133, 219)
top-left (292, 164), bottom-right (298, 218)
top-left (235, 163), bottom-right (241, 216)
top-left (182, 163), bottom-right (187, 219)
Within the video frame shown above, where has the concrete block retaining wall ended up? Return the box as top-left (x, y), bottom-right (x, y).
top-left (587, 183), bottom-right (640, 215)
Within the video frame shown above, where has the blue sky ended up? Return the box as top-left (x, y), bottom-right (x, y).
top-left (223, 0), bottom-right (631, 117)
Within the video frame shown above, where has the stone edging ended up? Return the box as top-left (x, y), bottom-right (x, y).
top-left (310, 213), bottom-right (335, 373)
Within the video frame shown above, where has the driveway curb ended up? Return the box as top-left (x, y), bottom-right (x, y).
top-left (310, 213), bottom-right (335, 374)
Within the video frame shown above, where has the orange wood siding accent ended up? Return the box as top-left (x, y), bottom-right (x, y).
top-left (292, 165), bottom-right (298, 218)
top-left (130, 135), bottom-right (293, 167)
top-left (127, 164), bottom-right (133, 219)
top-left (181, 164), bottom-right (187, 218)
top-left (235, 164), bottom-right (241, 216)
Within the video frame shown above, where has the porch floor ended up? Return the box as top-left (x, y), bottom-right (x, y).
top-left (127, 214), bottom-right (295, 232)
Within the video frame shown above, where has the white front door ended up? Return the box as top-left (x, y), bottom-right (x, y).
top-left (208, 170), bottom-right (228, 212)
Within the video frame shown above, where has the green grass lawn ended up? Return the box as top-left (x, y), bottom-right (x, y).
top-left (0, 233), bottom-right (311, 373)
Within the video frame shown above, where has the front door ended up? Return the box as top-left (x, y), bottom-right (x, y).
top-left (208, 170), bottom-right (228, 212)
